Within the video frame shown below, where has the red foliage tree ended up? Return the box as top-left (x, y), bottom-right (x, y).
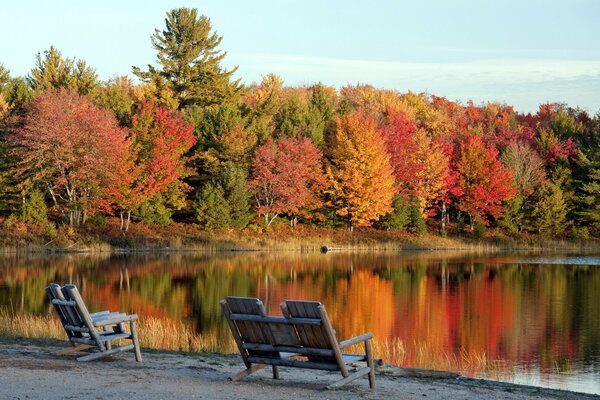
top-left (452, 134), bottom-right (517, 226)
top-left (248, 137), bottom-right (326, 227)
top-left (8, 88), bottom-right (129, 225)
top-left (382, 111), bottom-right (450, 216)
top-left (115, 100), bottom-right (196, 230)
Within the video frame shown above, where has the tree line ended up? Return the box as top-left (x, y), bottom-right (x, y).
top-left (0, 7), bottom-right (598, 238)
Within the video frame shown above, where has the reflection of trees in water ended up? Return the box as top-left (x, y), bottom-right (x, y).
top-left (1, 252), bottom-right (600, 374)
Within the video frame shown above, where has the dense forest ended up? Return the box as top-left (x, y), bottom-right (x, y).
top-left (0, 7), bottom-right (598, 242)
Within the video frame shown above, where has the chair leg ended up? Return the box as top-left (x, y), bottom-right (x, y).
top-left (130, 319), bottom-right (142, 362)
top-left (229, 364), bottom-right (267, 381)
top-left (272, 365), bottom-right (280, 379)
top-left (326, 367), bottom-right (371, 390)
top-left (365, 340), bottom-right (375, 389)
top-left (103, 327), bottom-right (112, 350)
top-left (55, 344), bottom-right (93, 356)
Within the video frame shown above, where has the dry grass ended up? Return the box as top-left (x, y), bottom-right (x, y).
top-left (0, 310), bottom-right (64, 340)
top-left (0, 310), bottom-right (235, 353)
top-left (0, 310), bottom-right (515, 377)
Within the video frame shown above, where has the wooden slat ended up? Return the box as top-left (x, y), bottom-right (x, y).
top-left (247, 356), bottom-right (340, 371)
top-left (338, 333), bottom-right (373, 349)
top-left (92, 314), bottom-right (136, 327)
top-left (228, 314), bottom-right (321, 326)
top-left (242, 343), bottom-right (333, 357)
top-left (51, 299), bottom-right (77, 306)
top-left (63, 324), bottom-right (90, 333)
top-left (98, 332), bottom-right (132, 342)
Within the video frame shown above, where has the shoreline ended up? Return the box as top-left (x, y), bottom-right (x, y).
top-left (0, 228), bottom-right (598, 255)
top-left (0, 338), bottom-right (597, 399)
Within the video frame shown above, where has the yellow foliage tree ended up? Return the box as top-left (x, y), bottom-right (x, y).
top-left (327, 110), bottom-right (395, 230)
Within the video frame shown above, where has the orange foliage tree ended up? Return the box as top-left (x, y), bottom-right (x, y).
top-left (326, 110), bottom-right (395, 231)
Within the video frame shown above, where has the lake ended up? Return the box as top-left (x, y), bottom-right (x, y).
top-left (0, 250), bottom-right (599, 394)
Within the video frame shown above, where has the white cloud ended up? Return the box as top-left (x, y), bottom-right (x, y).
top-left (226, 53), bottom-right (600, 113)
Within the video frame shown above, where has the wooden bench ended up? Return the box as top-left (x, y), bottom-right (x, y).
top-left (46, 283), bottom-right (142, 362)
top-left (221, 296), bottom-right (375, 389)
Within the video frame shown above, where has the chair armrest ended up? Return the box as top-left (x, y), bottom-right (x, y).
top-left (338, 332), bottom-right (373, 349)
top-left (90, 311), bottom-right (111, 319)
top-left (93, 313), bottom-right (138, 327)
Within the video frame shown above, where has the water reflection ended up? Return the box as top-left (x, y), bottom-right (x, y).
top-left (0, 251), bottom-right (599, 394)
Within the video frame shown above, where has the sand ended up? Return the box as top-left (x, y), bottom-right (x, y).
top-left (0, 338), bottom-right (597, 400)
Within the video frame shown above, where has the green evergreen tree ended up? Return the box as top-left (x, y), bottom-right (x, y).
top-left (21, 188), bottom-right (48, 224)
top-left (137, 194), bottom-right (173, 225)
top-left (498, 195), bottom-right (528, 233)
top-left (380, 195), bottom-right (411, 230)
top-left (0, 64), bottom-right (9, 93)
top-left (4, 77), bottom-right (33, 109)
top-left (133, 7), bottom-right (242, 110)
top-left (409, 202), bottom-right (426, 234)
top-left (531, 182), bottom-right (568, 235)
top-left (274, 93), bottom-right (306, 139)
top-left (472, 215), bottom-right (486, 238)
top-left (94, 76), bottom-right (135, 126)
top-left (221, 165), bottom-right (253, 229)
top-left (195, 182), bottom-right (231, 231)
top-left (28, 46), bottom-right (98, 95)
top-left (573, 147), bottom-right (600, 235)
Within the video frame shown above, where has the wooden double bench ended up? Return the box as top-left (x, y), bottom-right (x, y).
top-left (221, 296), bottom-right (375, 390)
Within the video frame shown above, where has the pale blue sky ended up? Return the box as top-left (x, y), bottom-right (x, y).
top-left (1, 0), bottom-right (599, 113)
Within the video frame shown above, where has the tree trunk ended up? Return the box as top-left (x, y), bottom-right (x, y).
top-left (125, 210), bottom-right (131, 232)
top-left (441, 202), bottom-right (447, 231)
top-left (120, 211), bottom-right (125, 231)
top-left (468, 212), bottom-right (474, 232)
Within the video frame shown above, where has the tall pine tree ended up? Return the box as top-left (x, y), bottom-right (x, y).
top-left (133, 7), bottom-right (242, 110)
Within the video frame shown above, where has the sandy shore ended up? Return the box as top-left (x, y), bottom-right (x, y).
top-left (0, 338), bottom-right (597, 400)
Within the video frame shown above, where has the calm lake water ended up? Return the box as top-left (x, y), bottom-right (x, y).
top-left (1, 250), bottom-right (599, 394)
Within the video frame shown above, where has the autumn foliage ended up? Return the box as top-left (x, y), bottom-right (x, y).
top-left (248, 137), bottom-right (326, 227)
top-left (451, 134), bottom-right (517, 223)
top-left (1, 7), bottom-right (598, 238)
top-left (8, 89), bottom-right (128, 225)
top-left (327, 110), bottom-right (395, 230)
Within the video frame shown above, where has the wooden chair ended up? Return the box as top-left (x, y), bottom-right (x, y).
top-left (46, 283), bottom-right (142, 362)
top-left (221, 296), bottom-right (375, 389)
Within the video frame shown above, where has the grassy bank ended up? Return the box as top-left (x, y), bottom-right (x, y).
top-left (0, 217), bottom-right (598, 254)
top-left (0, 310), bottom-right (510, 378)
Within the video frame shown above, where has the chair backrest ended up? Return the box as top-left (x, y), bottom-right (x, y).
top-left (46, 283), bottom-right (96, 335)
top-left (221, 297), bottom-right (300, 361)
top-left (281, 300), bottom-right (341, 364)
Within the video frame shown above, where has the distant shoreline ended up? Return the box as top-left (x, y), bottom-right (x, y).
top-left (0, 220), bottom-right (598, 255)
